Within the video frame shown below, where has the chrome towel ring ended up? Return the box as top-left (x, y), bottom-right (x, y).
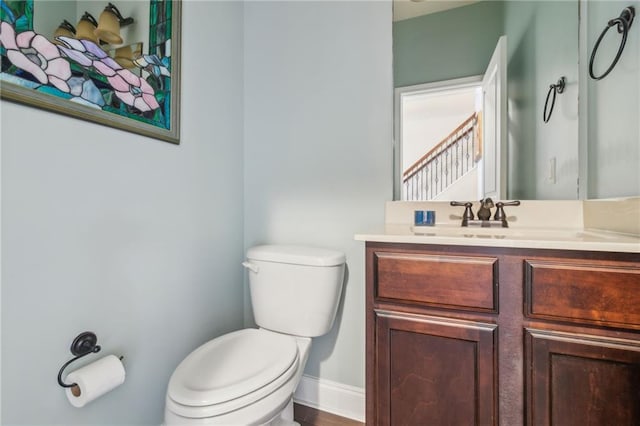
top-left (543, 77), bottom-right (566, 123)
top-left (589, 6), bottom-right (635, 80)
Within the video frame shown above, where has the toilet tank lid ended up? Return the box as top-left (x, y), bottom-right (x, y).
top-left (247, 245), bottom-right (345, 266)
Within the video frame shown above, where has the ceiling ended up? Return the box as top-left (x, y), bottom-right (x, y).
top-left (393, 0), bottom-right (479, 22)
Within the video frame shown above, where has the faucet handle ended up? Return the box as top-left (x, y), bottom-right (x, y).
top-left (494, 200), bottom-right (521, 223)
top-left (497, 200), bottom-right (521, 207)
top-left (450, 201), bottom-right (475, 222)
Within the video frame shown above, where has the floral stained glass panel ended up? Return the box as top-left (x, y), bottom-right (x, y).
top-left (0, 0), bottom-right (179, 143)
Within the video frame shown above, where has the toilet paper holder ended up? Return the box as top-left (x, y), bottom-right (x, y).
top-left (57, 331), bottom-right (103, 388)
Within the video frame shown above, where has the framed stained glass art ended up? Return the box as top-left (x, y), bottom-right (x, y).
top-left (0, 0), bottom-right (181, 144)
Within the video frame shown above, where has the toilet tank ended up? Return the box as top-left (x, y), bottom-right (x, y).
top-left (244, 245), bottom-right (346, 337)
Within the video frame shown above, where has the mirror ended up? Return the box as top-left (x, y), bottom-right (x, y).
top-left (0, 0), bottom-right (181, 143)
top-left (394, 0), bottom-right (639, 200)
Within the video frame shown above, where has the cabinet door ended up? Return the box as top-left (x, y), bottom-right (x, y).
top-left (375, 311), bottom-right (497, 426)
top-left (525, 329), bottom-right (640, 426)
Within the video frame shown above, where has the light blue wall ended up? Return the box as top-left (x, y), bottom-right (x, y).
top-left (586, 0), bottom-right (640, 198)
top-left (2, 1), bottom-right (392, 423)
top-left (244, 0), bottom-right (392, 389)
top-left (1, 2), bottom-right (245, 424)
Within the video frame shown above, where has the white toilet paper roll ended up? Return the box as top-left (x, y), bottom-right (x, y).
top-left (64, 354), bottom-right (126, 408)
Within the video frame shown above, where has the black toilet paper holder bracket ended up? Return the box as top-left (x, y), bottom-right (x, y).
top-left (57, 331), bottom-right (102, 388)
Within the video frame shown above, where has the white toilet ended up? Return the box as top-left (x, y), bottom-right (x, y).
top-left (164, 245), bottom-right (346, 425)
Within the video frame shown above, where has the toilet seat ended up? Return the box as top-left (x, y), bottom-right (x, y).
top-left (166, 328), bottom-right (299, 419)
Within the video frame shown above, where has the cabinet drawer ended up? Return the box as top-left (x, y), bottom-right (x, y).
top-left (525, 259), bottom-right (640, 330)
top-left (374, 252), bottom-right (498, 312)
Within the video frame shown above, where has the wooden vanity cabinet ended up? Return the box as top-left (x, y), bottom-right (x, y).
top-left (523, 257), bottom-right (640, 426)
top-left (365, 242), bottom-right (640, 426)
top-left (366, 243), bottom-right (502, 426)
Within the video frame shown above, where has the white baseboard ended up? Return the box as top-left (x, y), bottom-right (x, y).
top-left (293, 374), bottom-right (365, 422)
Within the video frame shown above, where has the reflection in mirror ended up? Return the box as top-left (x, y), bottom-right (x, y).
top-left (34, 1), bottom-right (147, 76)
top-left (394, 0), bottom-right (578, 201)
top-left (397, 33), bottom-right (507, 202)
top-left (394, 0), bottom-right (639, 201)
top-left (0, 0), bottom-right (179, 143)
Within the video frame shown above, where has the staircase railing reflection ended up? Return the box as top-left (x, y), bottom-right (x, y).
top-left (402, 113), bottom-right (479, 201)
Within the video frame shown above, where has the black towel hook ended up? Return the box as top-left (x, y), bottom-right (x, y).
top-left (543, 77), bottom-right (566, 123)
top-left (589, 6), bottom-right (635, 80)
top-left (57, 332), bottom-right (101, 388)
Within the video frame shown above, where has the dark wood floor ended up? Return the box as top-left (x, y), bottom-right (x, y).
top-left (293, 403), bottom-right (364, 426)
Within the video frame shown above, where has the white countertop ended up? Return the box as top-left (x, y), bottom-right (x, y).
top-left (355, 224), bottom-right (640, 253)
top-left (356, 199), bottom-right (640, 253)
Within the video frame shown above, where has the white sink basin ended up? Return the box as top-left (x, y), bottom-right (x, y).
top-left (410, 226), bottom-right (635, 242)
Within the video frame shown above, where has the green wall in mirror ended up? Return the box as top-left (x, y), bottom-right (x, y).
top-left (394, 0), bottom-right (639, 200)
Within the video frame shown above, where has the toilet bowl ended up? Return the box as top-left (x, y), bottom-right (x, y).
top-left (164, 245), bottom-right (345, 425)
top-left (165, 329), bottom-right (311, 425)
